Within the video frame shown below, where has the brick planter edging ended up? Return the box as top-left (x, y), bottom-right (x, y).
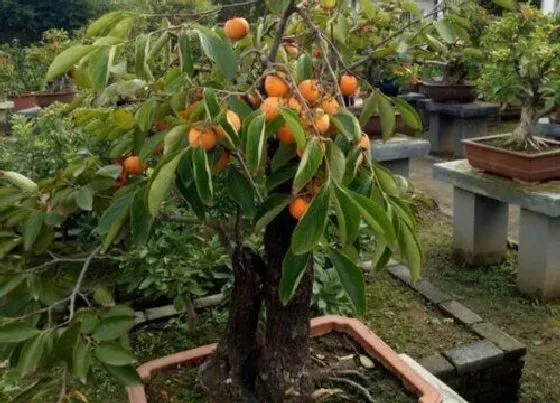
top-left (387, 264), bottom-right (527, 403)
top-left (127, 315), bottom-right (442, 403)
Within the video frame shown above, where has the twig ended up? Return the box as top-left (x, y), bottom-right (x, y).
top-left (267, 1), bottom-right (298, 67)
top-left (233, 151), bottom-right (264, 202)
top-left (56, 367), bottom-right (68, 403)
top-left (328, 377), bottom-right (376, 403)
top-left (68, 247), bottom-right (100, 320)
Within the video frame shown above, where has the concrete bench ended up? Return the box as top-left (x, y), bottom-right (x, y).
top-left (371, 135), bottom-right (430, 177)
top-left (434, 159), bottom-right (560, 299)
top-left (426, 102), bottom-right (499, 158)
top-left (534, 122), bottom-right (560, 139)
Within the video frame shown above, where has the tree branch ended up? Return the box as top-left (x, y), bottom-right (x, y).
top-left (267, 1), bottom-right (298, 66)
top-left (68, 247), bottom-right (100, 320)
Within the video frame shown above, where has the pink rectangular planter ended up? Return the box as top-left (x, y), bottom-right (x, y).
top-left (127, 315), bottom-right (442, 403)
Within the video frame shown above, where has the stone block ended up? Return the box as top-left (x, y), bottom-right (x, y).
top-left (418, 353), bottom-right (456, 380)
top-left (387, 265), bottom-right (412, 285)
top-left (370, 135), bottom-right (430, 177)
top-left (452, 188), bottom-right (508, 266)
top-left (425, 102), bottom-right (499, 119)
top-left (517, 209), bottom-right (560, 299)
top-left (444, 340), bottom-right (503, 375)
top-left (439, 300), bottom-right (483, 325)
top-left (471, 322), bottom-right (526, 359)
top-left (145, 305), bottom-right (180, 321)
top-left (134, 311), bottom-right (146, 326)
top-left (413, 279), bottom-right (453, 304)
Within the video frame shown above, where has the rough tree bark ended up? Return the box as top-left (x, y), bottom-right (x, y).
top-left (511, 103), bottom-right (537, 142)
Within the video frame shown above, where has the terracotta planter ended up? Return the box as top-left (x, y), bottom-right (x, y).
top-left (463, 134), bottom-right (560, 182)
top-left (14, 90), bottom-right (76, 111)
top-left (127, 315), bottom-right (442, 403)
top-left (419, 82), bottom-right (478, 103)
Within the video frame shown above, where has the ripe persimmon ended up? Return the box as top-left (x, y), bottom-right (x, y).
top-left (261, 97), bottom-right (283, 121)
top-left (340, 74), bottom-right (358, 96)
top-left (289, 197), bottom-right (310, 220)
top-left (277, 125), bottom-right (295, 144)
top-left (178, 106), bottom-right (193, 120)
top-left (299, 79), bottom-right (321, 103)
top-left (265, 75), bottom-right (290, 98)
top-left (188, 127), bottom-right (217, 151)
top-left (321, 97), bottom-right (340, 115)
top-left (284, 44), bottom-right (299, 56)
top-left (287, 97), bottom-right (302, 113)
top-left (227, 110), bottom-right (241, 132)
top-left (224, 17), bottom-right (250, 41)
top-left (315, 113), bottom-right (330, 134)
top-left (212, 151), bottom-right (230, 174)
top-left (124, 156), bottom-right (146, 175)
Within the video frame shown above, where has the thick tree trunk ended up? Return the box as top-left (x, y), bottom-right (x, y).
top-left (512, 103), bottom-right (537, 142)
top-left (201, 247), bottom-right (264, 402)
top-left (256, 209), bottom-right (314, 403)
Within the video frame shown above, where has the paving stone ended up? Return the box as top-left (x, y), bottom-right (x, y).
top-left (145, 305), bottom-right (180, 321)
top-left (444, 340), bottom-right (504, 375)
top-left (418, 353), bottom-right (456, 380)
top-left (471, 322), bottom-right (527, 359)
top-left (439, 300), bottom-right (483, 325)
top-left (413, 279), bottom-right (453, 304)
top-left (387, 265), bottom-right (412, 285)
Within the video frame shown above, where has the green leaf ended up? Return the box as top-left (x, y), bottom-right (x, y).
top-left (0, 239), bottom-right (22, 259)
top-left (0, 322), bottom-right (41, 344)
top-left (179, 33), bottom-right (194, 76)
top-left (398, 222), bottom-right (422, 281)
top-left (434, 20), bottom-right (456, 43)
top-left (88, 46), bottom-right (116, 91)
top-left (291, 185), bottom-right (330, 255)
top-left (279, 108), bottom-right (306, 150)
top-left (266, 163), bottom-right (298, 191)
top-left (326, 142), bottom-right (345, 184)
top-left (203, 88), bottom-right (220, 120)
top-left (332, 111), bottom-right (361, 142)
top-left (295, 53), bottom-right (313, 84)
top-left (393, 98), bottom-right (422, 131)
top-left (279, 248), bottom-right (310, 304)
top-left (227, 97), bottom-right (252, 120)
top-left (45, 45), bottom-right (95, 82)
top-left (227, 167), bottom-right (255, 215)
top-left (147, 152), bottom-right (183, 215)
top-left (76, 186), bottom-right (94, 211)
top-left (376, 93), bottom-right (396, 140)
top-left (192, 147), bottom-right (213, 205)
top-left (490, 0), bottom-right (517, 10)
top-left (350, 191), bottom-right (397, 250)
top-left (255, 194), bottom-right (292, 231)
top-left (176, 178), bottom-right (205, 220)
top-left (103, 364), bottom-right (142, 386)
top-left (86, 12), bottom-right (128, 37)
top-left (135, 34), bottom-right (152, 80)
top-left (293, 138), bottom-right (324, 193)
top-left (72, 338), bottom-right (90, 384)
top-left (198, 28), bottom-right (237, 81)
top-left (272, 143), bottom-right (296, 172)
top-left (93, 287), bottom-right (115, 307)
top-left (17, 333), bottom-right (45, 376)
top-left (265, 0), bottom-right (292, 15)
top-left (130, 189), bottom-right (153, 247)
top-left (95, 342), bottom-right (135, 366)
top-left (24, 211), bottom-right (44, 251)
top-left (98, 191), bottom-right (136, 236)
top-left (0, 275), bottom-right (24, 298)
top-left (359, 92), bottom-right (378, 127)
top-left (93, 316), bottom-right (133, 342)
top-left (329, 248), bottom-right (366, 316)
top-left (246, 113), bottom-right (266, 174)
top-left (359, 0), bottom-right (378, 18)
top-left (375, 166), bottom-right (399, 196)
top-left (140, 132), bottom-right (165, 160)
top-left (147, 31), bottom-right (170, 61)
top-left (164, 124), bottom-right (187, 155)
top-left (333, 184), bottom-right (361, 245)
top-left (135, 98), bottom-right (157, 132)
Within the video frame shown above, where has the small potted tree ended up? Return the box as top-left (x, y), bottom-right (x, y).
top-left (463, 5), bottom-right (560, 182)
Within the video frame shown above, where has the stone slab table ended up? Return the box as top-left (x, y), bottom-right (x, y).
top-left (399, 92), bottom-right (427, 108)
top-left (415, 97), bottom-right (431, 128)
top-left (534, 123), bottom-right (560, 139)
top-left (434, 159), bottom-right (560, 299)
top-left (371, 135), bottom-right (430, 177)
top-left (426, 102), bottom-right (499, 158)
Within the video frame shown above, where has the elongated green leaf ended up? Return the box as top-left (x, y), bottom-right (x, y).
top-left (332, 112), bottom-right (361, 141)
top-left (350, 191), bottom-right (397, 249)
top-left (359, 0), bottom-right (378, 18)
top-left (295, 53), bottom-right (313, 84)
top-left (393, 98), bottom-right (422, 131)
top-left (333, 184), bottom-right (361, 245)
top-left (279, 248), bottom-right (310, 304)
top-left (72, 339), bottom-right (90, 384)
top-left (93, 316), bottom-right (133, 342)
top-left (0, 323), bottom-right (41, 344)
top-left (164, 124), bottom-right (187, 155)
top-left (279, 108), bottom-right (306, 150)
top-left (104, 364), bottom-right (142, 386)
top-left (88, 46), bottom-right (116, 91)
top-left (95, 342), bottom-right (135, 366)
top-left (176, 178), bottom-right (205, 220)
top-left (227, 167), bottom-right (255, 215)
top-left (17, 333), bottom-right (46, 375)
top-left (398, 222), bottom-right (422, 281)
top-left (291, 185), bottom-right (330, 255)
top-left (135, 98), bottom-right (157, 132)
top-left (227, 97), bottom-right (252, 120)
top-left (434, 20), bottom-right (456, 43)
top-left (198, 28), bottom-right (237, 81)
top-left (148, 152), bottom-right (183, 215)
top-left (255, 194), bottom-right (292, 231)
top-left (98, 191), bottom-right (136, 235)
top-left (130, 189), bottom-right (152, 247)
top-left (293, 138), bottom-right (324, 193)
top-left (45, 45), bottom-right (95, 82)
top-left (203, 88), bottom-right (220, 120)
top-left (265, 0), bottom-right (292, 15)
top-left (147, 31), bottom-right (170, 61)
top-left (0, 239), bottom-right (22, 259)
top-left (179, 33), bottom-right (194, 76)
top-left (376, 93), bottom-right (396, 140)
top-left (272, 144), bottom-right (296, 173)
top-left (329, 248), bottom-right (366, 316)
top-left (326, 142), bottom-right (345, 184)
top-left (0, 275), bottom-right (24, 298)
top-left (375, 166), bottom-right (399, 196)
top-left (135, 34), bottom-right (152, 80)
top-left (246, 113), bottom-right (266, 174)
top-left (76, 186), bottom-right (94, 211)
top-left (266, 163), bottom-right (297, 191)
top-left (192, 147), bottom-right (213, 205)
top-left (86, 12), bottom-right (127, 37)
top-left (491, 0), bottom-right (517, 10)
top-left (24, 211), bottom-right (44, 251)
top-left (359, 92), bottom-right (378, 127)
top-left (93, 287), bottom-right (115, 307)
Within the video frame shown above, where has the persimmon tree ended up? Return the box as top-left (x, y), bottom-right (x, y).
top-left (0, 1), bottom-right (433, 401)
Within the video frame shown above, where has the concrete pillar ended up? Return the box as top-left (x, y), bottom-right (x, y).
top-left (453, 118), bottom-right (488, 157)
top-left (381, 158), bottom-right (410, 177)
top-left (517, 209), bottom-right (560, 299)
top-left (452, 188), bottom-right (509, 265)
top-left (428, 113), bottom-right (454, 155)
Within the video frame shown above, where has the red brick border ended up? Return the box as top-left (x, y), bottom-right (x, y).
top-left (127, 315), bottom-right (442, 403)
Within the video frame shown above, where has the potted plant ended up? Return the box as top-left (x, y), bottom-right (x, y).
top-left (416, 2), bottom-right (489, 103)
top-left (463, 5), bottom-right (560, 182)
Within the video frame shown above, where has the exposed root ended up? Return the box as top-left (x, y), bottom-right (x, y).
top-left (505, 134), bottom-right (549, 152)
top-left (328, 377), bottom-right (377, 403)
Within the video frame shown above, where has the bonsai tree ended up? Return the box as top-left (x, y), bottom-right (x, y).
top-left (0, 2), bottom-right (423, 400)
top-left (478, 4), bottom-right (560, 149)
